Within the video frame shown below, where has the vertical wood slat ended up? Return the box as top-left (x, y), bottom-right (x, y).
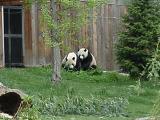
top-left (105, 4), bottom-right (113, 70)
top-left (92, 8), bottom-right (97, 60)
top-left (24, 7), bottom-right (32, 66)
top-left (113, 0), bottom-right (119, 70)
top-left (0, 6), bottom-right (4, 67)
top-left (32, 3), bottom-right (38, 66)
top-left (102, 5), bottom-right (106, 69)
top-left (96, 7), bottom-right (101, 68)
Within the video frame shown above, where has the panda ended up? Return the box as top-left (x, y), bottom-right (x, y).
top-left (77, 48), bottom-right (97, 70)
top-left (61, 52), bottom-right (81, 71)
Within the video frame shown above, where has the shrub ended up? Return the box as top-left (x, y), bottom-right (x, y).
top-left (116, 0), bottom-right (160, 78)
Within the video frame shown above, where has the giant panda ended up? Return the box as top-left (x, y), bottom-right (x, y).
top-left (77, 48), bottom-right (97, 70)
top-left (62, 52), bottom-right (81, 71)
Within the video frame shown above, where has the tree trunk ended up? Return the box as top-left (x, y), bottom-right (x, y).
top-left (52, 45), bottom-right (61, 83)
top-left (50, 0), bottom-right (61, 84)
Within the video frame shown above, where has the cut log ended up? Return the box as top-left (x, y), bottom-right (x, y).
top-left (0, 92), bottom-right (22, 116)
top-left (0, 82), bottom-right (29, 119)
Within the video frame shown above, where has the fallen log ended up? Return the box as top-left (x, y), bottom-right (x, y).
top-left (0, 82), bottom-right (30, 119)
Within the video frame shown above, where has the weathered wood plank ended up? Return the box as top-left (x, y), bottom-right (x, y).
top-left (107, 4), bottom-right (113, 70)
top-left (31, 3), bottom-right (38, 66)
top-left (24, 7), bottom-right (33, 66)
top-left (95, 7), bottom-right (100, 68)
top-left (112, 0), bottom-right (119, 70)
top-left (0, 7), bottom-right (4, 67)
top-left (92, 8), bottom-right (98, 60)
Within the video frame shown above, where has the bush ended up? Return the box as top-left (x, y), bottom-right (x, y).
top-left (116, 0), bottom-right (160, 78)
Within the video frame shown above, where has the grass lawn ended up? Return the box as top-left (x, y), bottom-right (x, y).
top-left (0, 67), bottom-right (159, 120)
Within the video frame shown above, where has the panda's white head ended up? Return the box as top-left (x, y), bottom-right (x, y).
top-left (64, 52), bottom-right (77, 69)
top-left (77, 48), bottom-right (88, 60)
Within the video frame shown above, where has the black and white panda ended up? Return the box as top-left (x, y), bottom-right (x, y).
top-left (77, 48), bottom-right (97, 70)
top-left (62, 52), bottom-right (81, 71)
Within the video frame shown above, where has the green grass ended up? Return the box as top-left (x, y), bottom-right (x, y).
top-left (0, 67), bottom-right (159, 120)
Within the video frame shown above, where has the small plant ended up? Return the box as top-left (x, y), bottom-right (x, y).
top-left (17, 105), bottom-right (41, 120)
top-left (144, 40), bottom-right (160, 84)
top-left (148, 39), bottom-right (160, 119)
top-left (129, 78), bottom-right (145, 96)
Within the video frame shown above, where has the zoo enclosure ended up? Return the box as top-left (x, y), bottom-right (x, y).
top-left (62, 0), bottom-right (128, 70)
top-left (0, 0), bottom-right (128, 69)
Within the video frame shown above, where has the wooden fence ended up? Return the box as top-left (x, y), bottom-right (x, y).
top-left (62, 1), bottom-right (128, 70)
top-left (87, 3), bottom-right (127, 70)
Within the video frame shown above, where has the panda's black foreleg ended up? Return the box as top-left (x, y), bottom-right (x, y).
top-left (81, 63), bottom-right (90, 70)
top-left (91, 65), bottom-right (97, 69)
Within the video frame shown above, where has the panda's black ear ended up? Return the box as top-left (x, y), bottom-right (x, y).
top-left (65, 57), bottom-right (68, 61)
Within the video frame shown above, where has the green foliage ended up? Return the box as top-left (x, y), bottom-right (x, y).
top-left (38, 0), bottom-right (108, 51)
top-left (18, 106), bottom-right (41, 120)
top-left (142, 40), bottom-right (160, 84)
top-left (129, 79), bottom-right (145, 96)
top-left (116, 0), bottom-right (160, 78)
top-left (146, 40), bottom-right (160, 119)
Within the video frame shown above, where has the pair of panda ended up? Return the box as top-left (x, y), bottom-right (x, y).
top-left (62, 48), bottom-right (97, 71)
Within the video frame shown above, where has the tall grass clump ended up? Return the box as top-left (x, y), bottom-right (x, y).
top-left (148, 40), bottom-right (160, 119)
top-left (36, 88), bottom-right (129, 117)
top-left (142, 40), bottom-right (160, 84)
top-left (37, 95), bottom-right (128, 117)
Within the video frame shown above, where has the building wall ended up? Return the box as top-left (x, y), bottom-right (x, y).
top-left (0, 1), bottom-right (52, 67)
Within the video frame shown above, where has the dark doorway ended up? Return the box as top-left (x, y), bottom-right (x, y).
top-left (4, 6), bottom-right (23, 67)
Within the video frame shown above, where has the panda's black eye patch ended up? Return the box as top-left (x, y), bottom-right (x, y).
top-left (84, 49), bottom-right (87, 52)
top-left (72, 57), bottom-right (75, 60)
top-left (66, 58), bottom-right (68, 61)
